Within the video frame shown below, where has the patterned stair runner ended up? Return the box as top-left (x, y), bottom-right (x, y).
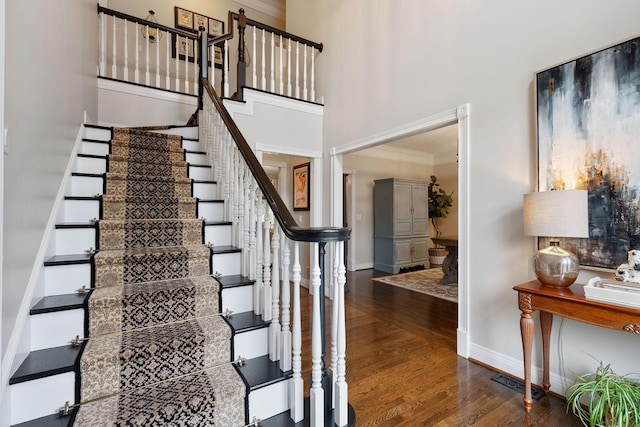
top-left (74, 128), bottom-right (246, 426)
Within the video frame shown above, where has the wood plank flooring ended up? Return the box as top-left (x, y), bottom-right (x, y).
top-left (300, 268), bottom-right (583, 426)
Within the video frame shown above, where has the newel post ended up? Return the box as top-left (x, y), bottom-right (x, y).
top-left (198, 27), bottom-right (208, 110)
top-left (236, 9), bottom-right (247, 101)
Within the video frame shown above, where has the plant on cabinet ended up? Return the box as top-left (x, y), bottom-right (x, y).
top-left (427, 175), bottom-right (453, 265)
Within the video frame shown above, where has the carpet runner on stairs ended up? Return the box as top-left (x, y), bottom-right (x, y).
top-left (74, 128), bottom-right (246, 426)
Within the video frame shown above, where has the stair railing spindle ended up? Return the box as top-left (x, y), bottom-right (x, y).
top-left (243, 170), bottom-right (252, 277)
top-left (330, 242), bottom-right (339, 409)
top-left (290, 242), bottom-right (304, 422)
top-left (303, 45), bottom-right (308, 101)
top-left (295, 41), bottom-right (300, 99)
top-left (310, 243), bottom-right (324, 427)
top-left (261, 29), bottom-right (266, 90)
top-left (280, 235), bottom-right (292, 371)
top-left (248, 179), bottom-right (257, 281)
top-left (112, 15), bottom-right (117, 78)
top-left (270, 32), bottom-right (275, 93)
top-left (174, 35), bottom-right (179, 91)
top-left (145, 26), bottom-right (150, 85)
top-left (184, 36), bottom-right (189, 94)
top-left (335, 241), bottom-right (349, 426)
top-left (254, 188), bottom-right (264, 315)
top-left (237, 163), bottom-right (246, 257)
top-left (252, 26), bottom-right (257, 88)
top-left (123, 19), bottom-right (128, 82)
top-left (99, 12), bottom-right (106, 76)
top-left (278, 35), bottom-right (284, 95)
top-left (269, 225), bottom-right (281, 361)
top-left (311, 47), bottom-right (316, 102)
top-left (165, 31), bottom-right (170, 89)
top-left (224, 40), bottom-right (230, 98)
top-left (155, 31), bottom-right (160, 88)
top-left (262, 212), bottom-right (272, 321)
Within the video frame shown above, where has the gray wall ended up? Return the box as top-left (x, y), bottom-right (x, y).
top-left (2, 0), bottom-right (98, 356)
top-left (288, 0), bottom-right (640, 390)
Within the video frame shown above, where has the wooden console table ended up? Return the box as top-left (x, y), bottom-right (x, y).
top-left (513, 280), bottom-right (640, 412)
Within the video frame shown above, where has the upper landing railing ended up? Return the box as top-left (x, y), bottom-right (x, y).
top-left (97, 6), bottom-right (323, 103)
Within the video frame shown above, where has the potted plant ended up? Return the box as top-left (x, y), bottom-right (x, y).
top-left (566, 360), bottom-right (640, 426)
top-left (428, 175), bottom-right (453, 266)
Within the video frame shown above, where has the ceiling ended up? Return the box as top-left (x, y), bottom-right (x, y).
top-left (384, 123), bottom-right (458, 155)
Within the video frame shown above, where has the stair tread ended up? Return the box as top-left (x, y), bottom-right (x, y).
top-left (235, 355), bottom-right (292, 390)
top-left (197, 199), bottom-right (224, 203)
top-left (211, 245), bottom-right (242, 254)
top-left (10, 345), bottom-right (82, 384)
top-left (82, 138), bottom-right (110, 144)
top-left (224, 311), bottom-right (270, 333)
top-left (71, 172), bottom-right (103, 178)
top-left (77, 153), bottom-right (107, 159)
top-left (30, 293), bottom-right (87, 315)
top-left (44, 254), bottom-right (92, 266)
top-left (216, 274), bottom-right (254, 288)
top-left (259, 400), bottom-right (356, 427)
top-left (204, 220), bottom-right (232, 226)
top-left (55, 222), bottom-right (97, 228)
top-left (11, 410), bottom-right (76, 427)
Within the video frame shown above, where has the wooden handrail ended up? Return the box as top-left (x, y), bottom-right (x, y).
top-left (98, 5), bottom-right (197, 39)
top-left (202, 78), bottom-right (350, 243)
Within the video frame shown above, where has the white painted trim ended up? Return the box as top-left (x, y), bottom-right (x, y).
top-left (350, 144), bottom-right (434, 166)
top-left (0, 125), bottom-right (85, 396)
top-left (0, 0), bottom-right (6, 418)
top-left (97, 78), bottom-right (197, 106)
top-left (344, 169), bottom-right (358, 272)
top-left (354, 262), bottom-right (373, 271)
top-left (256, 142), bottom-right (321, 159)
top-left (331, 104), bottom-right (471, 359)
top-left (330, 108), bottom-right (458, 156)
top-left (224, 87), bottom-right (324, 117)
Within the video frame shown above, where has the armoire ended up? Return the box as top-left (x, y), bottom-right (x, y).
top-left (373, 178), bottom-right (430, 273)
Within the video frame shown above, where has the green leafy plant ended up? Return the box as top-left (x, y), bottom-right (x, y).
top-left (566, 361), bottom-right (640, 427)
top-left (427, 175), bottom-right (453, 238)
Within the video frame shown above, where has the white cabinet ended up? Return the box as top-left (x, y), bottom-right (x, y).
top-left (373, 178), bottom-right (430, 273)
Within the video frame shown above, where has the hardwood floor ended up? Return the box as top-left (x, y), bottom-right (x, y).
top-left (301, 268), bottom-right (583, 426)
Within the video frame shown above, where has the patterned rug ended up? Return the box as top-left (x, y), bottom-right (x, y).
top-left (372, 268), bottom-right (458, 303)
top-left (74, 128), bottom-right (246, 426)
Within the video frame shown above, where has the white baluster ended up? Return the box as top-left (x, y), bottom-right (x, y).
top-left (156, 29), bottom-right (160, 88)
top-left (295, 41), bottom-right (300, 99)
top-left (254, 189), bottom-right (264, 315)
top-left (311, 47), bottom-right (316, 102)
top-left (262, 213), bottom-right (272, 321)
top-left (166, 31), bottom-right (170, 90)
top-left (112, 15), bottom-right (117, 78)
top-left (249, 180), bottom-right (257, 281)
top-left (303, 45), bottom-right (308, 101)
top-left (335, 242), bottom-right (349, 426)
top-left (252, 26), bottom-right (257, 88)
top-left (224, 40), bottom-right (230, 97)
top-left (310, 244), bottom-right (324, 427)
top-left (99, 12), bottom-right (106, 76)
top-left (280, 236), bottom-right (292, 371)
top-left (243, 171), bottom-right (252, 277)
top-left (261, 29), bottom-right (267, 90)
top-left (184, 36), bottom-right (189, 93)
top-left (237, 164), bottom-right (245, 254)
top-left (270, 32), bottom-right (275, 93)
top-left (269, 226), bottom-right (281, 361)
top-left (145, 26), bottom-right (150, 85)
top-left (287, 39), bottom-right (292, 97)
top-left (194, 36), bottom-right (199, 95)
top-left (175, 35), bottom-right (179, 91)
top-left (290, 242), bottom-right (304, 422)
top-left (330, 243), bottom-right (340, 409)
top-left (279, 35), bottom-right (284, 95)
top-left (123, 19), bottom-right (128, 82)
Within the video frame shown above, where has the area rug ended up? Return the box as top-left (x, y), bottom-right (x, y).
top-left (372, 268), bottom-right (458, 303)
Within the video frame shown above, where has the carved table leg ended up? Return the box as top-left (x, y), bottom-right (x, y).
top-left (518, 291), bottom-right (534, 413)
top-left (540, 310), bottom-right (552, 394)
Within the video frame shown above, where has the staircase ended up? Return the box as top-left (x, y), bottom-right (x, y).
top-left (8, 124), bottom-right (300, 426)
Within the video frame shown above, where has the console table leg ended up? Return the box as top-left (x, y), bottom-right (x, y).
top-left (540, 311), bottom-right (552, 394)
top-left (520, 309), bottom-right (534, 413)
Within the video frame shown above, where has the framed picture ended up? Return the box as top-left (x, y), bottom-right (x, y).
top-left (536, 35), bottom-right (640, 270)
top-left (293, 162), bottom-right (310, 211)
top-left (214, 46), bottom-right (223, 66)
top-left (209, 18), bottom-right (224, 37)
top-left (175, 7), bottom-right (193, 31)
top-left (171, 34), bottom-right (196, 62)
top-left (194, 14), bottom-right (208, 32)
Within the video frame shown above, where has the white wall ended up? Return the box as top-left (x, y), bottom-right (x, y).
top-left (2, 0), bottom-right (98, 362)
top-left (288, 0), bottom-right (640, 392)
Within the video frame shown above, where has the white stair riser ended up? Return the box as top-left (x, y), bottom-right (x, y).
top-left (182, 140), bottom-right (200, 151)
top-left (56, 228), bottom-right (96, 255)
top-left (77, 156), bottom-right (106, 174)
top-left (31, 310), bottom-right (84, 351)
top-left (193, 182), bottom-right (218, 199)
top-left (205, 225), bottom-right (232, 246)
top-left (234, 328), bottom-right (268, 360)
top-left (198, 202), bottom-right (224, 221)
top-left (65, 199), bottom-right (100, 223)
top-left (85, 127), bottom-right (111, 141)
top-left (45, 264), bottom-right (91, 296)
top-left (71, 175), bottom-right (104, 197)
top-left (153, 128), bottom-right (198, 139)
top-left (186, 152), bottom-right (207, 164)
top-left (10, 372), bottom-right (75, 425)
top-left (249, 379), bottom-right (291, 421)
top-left (188, 166), bottom-right (212, 181)
top-left (80, 141), bottom-right (110, 156)
top-left (211, 252), bottom-right (242, 277)
top-left (221, 285), bottom-right (253, 314)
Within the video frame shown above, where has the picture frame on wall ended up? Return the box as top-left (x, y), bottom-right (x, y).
top-left (194, 14), bottom-right (208, 32)
top-left (209, 18), bottom-right (224, 37)
top-left (171, 34), bottom-right (196, 62)
top-left (535, 35), bottom-right (640, 270)
top-left (175, 7), bottom-right (193, 30)
top-left (293, 163), bottom-right (310, 211)
top-left (214, 46), bottom-right (223, 66)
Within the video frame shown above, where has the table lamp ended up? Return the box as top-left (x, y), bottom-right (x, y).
top-left (523, 190), bottom-right (589, 287)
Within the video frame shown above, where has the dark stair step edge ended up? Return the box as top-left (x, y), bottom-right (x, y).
top-left (81, 138), bottom-right (111, 146)
top-left (77, 153), bottom-right (107, 161)
top-left (260, 400), bottom-right (356, 427)
top-left (44, 253), bottom-right (92, 267)
top-left (185, 149), bottom-right (206, 156)
top-left (30, 293), bottom-right (88, 315)
top-left (235, 354), bottom-right (292, 392)
top-left (55, 222), bottom-right (97, 229)
top-left (211, 245), bottom-right (242, 255)
top-left (11, 410), bottom-right (77, 427)
top-left (9, 345), bottom-right (83, 385)
top-left (204, 220), bottom-right (233, 227)
top-left (84, 124), bottom-right (112, 132)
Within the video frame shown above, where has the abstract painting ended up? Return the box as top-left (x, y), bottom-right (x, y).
top-left (536, 35), bottom-right (640, 269)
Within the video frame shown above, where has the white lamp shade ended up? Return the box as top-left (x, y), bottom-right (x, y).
top-left (523, 190), bottom-right (589, 238)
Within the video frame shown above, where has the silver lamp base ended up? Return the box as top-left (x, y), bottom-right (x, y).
top-left (534, 240), bottom-right (580, 288)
